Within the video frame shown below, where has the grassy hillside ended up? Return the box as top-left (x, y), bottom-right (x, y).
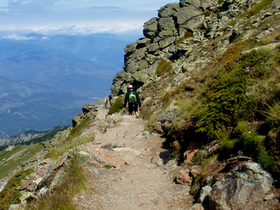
top-left (0, 144), bottom-right (43, 180)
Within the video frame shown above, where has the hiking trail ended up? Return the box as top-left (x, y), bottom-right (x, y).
top-left (73, 109), bottom-right (194, 210)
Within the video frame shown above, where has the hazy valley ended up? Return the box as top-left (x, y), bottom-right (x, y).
top-left (0, 33), bottom-right (132, 138)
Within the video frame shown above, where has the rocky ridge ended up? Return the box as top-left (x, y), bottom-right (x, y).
top-left (110, 0), bottom-right (280, 101)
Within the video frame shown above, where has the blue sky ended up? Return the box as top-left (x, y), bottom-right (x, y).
top-left (0, 0), bottom-right (178, 36)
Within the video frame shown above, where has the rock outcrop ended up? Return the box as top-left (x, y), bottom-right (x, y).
top-left (195, 162), bottom-right (276, 210)
top-left (110, 0), bottom-right (263, 100)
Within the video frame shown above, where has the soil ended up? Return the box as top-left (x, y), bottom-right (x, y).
top-left (73, 110), bottom-right (194, 210)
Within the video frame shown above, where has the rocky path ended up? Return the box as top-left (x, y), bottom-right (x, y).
top-left (73, 109), bottom-right (194, 210)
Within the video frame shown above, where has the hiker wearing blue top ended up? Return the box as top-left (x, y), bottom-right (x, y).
top-left (124, 85), bottom-right (141, 118)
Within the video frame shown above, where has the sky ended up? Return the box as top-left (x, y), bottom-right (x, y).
top-left (0, 0), bottom-right (178, 37)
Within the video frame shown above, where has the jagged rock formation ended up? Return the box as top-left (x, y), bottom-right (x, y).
top-left (110, 0), bottom-right (280, 101)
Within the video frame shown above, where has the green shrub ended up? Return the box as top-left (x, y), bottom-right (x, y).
top-left (258, 146), bottom-right (278, 172)
top-left (108, 96), bottom-right (124, 115)
top-left (195, 48), bottom-right (277, 138)
top-left (263, 101), bottom-right (280, 126)
top-left (235, 121), bottom-right (265, 154)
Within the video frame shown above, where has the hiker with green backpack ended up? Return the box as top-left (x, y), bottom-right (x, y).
top-left (124, 84), bottom-right (141, 118)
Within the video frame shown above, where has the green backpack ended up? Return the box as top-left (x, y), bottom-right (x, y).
top-left (129, 92), bottom-right (137, 105)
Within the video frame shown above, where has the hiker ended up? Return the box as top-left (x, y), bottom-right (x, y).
top-left (124, 85), bottom-right (141, 118)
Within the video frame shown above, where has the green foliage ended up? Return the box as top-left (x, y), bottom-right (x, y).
top-left (258, 146), bottom-right (278, 172)
top-left (108, 95), bottom-right (124, 115)
top-left (48, 136), bottom-right (93, 159)
top-left (195, 48), bottom-right (277, 138)
top-left (240, 0), bottom-right (273, 18)
top-left (195, 65), bottom-right (248, 138)
top-left (191, 152), bottom-right (204, 163)
top-left (190, 174), bottom-right (204, 195)
top-left (0, 169), bottom-right (33, 210)
top-left (235, 121), bottom-right (265, 154)
top-left (68, 116), bottom-right (91, 139)
top-left (263, 101), bottom-right (280, 126)
top-left (27, 152), bottom-right (87, 210)
top-left (155, 60), bottom-right (172, 77)
top-left (201, 155), bottom-right (218, 171)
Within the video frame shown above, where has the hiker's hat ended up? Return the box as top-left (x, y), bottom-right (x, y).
top-left (128, 85), bottom-right (133, 89)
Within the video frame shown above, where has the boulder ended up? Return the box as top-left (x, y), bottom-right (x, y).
top-left (133, 70), bottom-right (150, 84)
top-left (159, 36), bottom-right (176, 49)
top-left (148, 43), bottom-right (160, 52)
top-left (124, 42), bottom-right (137, 54)
top-left (208, 162), bottom-right (274, 210)
top-left (157, 105), bottom-right (180, 125)
top-left (177, 6), bottom-right (201, 25)
top-left (137, 60), bottom-right (149, 71)
top-left (152, 122), bottom-right (164, 134)
top-left (143, 17), bottom-right (159, 38)
top-left (159, 17), bottom-right (177, 32)
top-left (158, 3), bottom-right (179, 18)
top-left (136, 38), bottom-right (152, 48)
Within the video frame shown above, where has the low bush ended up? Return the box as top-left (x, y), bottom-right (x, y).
top-left (108, 95), bottom-right (124, 115)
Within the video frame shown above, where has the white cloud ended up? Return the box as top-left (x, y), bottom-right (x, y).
top-left (2, 34), bottom-right (36, 40)
top-left (0, 23), bottom-right (143, 36)
top-left (1, 34), bottom-right (50, 40)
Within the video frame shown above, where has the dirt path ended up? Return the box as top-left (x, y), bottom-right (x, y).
top-left (74, 109), bottom-right (194, 210)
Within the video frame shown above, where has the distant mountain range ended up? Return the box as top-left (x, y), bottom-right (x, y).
top-left (0, 33), bottom-right (132, 138)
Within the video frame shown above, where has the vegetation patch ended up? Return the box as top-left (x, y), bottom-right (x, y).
top-left (0, 144), bottom-right (43, 180)
top-left (47, 136), bottom-right (92, 159)
top-left (240, 0), bottom-right (274, 18)
top-left (108, 95), bottom-right (124, 115)
top-left (175, 31), bottom-right (193, 46)
top-left (0, 169), bottom-right (33, 210)
top-left (68, 116), bottom-right (91, 140)
top-left (155, 59), bottom-right (172, 77)
top-left (27, 152), bottom-right (87, 210)
top-left (195, 46), bottom-right (278, 138)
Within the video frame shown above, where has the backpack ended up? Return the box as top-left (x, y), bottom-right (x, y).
top-left (129, 92), bottom-right (137, 105)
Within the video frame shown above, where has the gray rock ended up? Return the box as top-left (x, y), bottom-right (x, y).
top-left (124, 42), bottom-right (137, 54)
top-left (159, 36), bottom-right (176, 49)
top-left (198, 185), bottom-right (212, 203)
top-left (158, 3), bottom-right (179, 18)
top-left (157, 105), bottom-right (180, 125)
top-left (148, 43), bottom-right (160, 52)
top-left (208, 162), bottom-right (274, 210)
top-left (177, 6), bottom-right (201, 25)
top-left (143, 17), bottom-right (159, 38)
